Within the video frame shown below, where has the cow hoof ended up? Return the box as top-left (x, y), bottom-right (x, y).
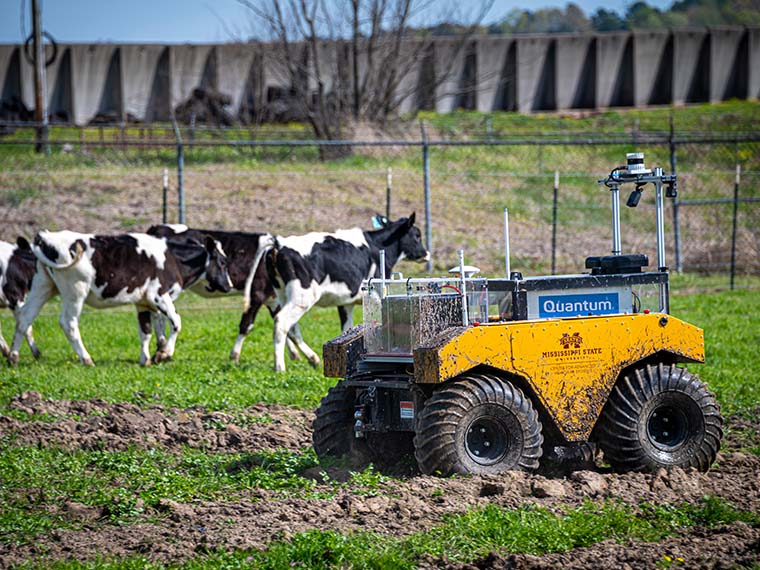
top-left (0, 346), bottom-right (9, 359)
top-left (230, 351), bottom-right (240, 364)
top-left (307, 356), bottom-right (321, 368)
top-left (140, 358), bottom-right (152, 367)
top-left (7, 352), bottom-right (19, 367)
top-left (153, 351), bottom-right (172, 363)
top-left (31, 347), bottom-right (41, 360)
top-left (82, 357), bottom-right (95, 367)
top-left (288, 350), bottom-right (302, 361)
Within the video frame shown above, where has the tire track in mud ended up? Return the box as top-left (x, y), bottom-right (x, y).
top-left (1, 392), bottom-right (759, 567)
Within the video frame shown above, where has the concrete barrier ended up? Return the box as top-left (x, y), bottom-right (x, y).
top-left (634, 30), bottom-right (671, 106)
top-left (673, 29), bottom-right (709, 104)
top-left (70, 44), bottom-right (121, 123)
top-left (121, 44), bottom-right (170, 122)
top-left (476, 36), bottom-right (511, 112)
top-left (556, 34), bottom-right (595, 110)
top-left (596, 32), bottom-right (632, 108)
top-left (170, 44), bottom-right (216, 110)
top-left (517, 36), bottom-right (555, 112)
top-left (751, 28), bottom-right (760, 99)
top-left (217, 43), bottom-right (258, 115)
top-left (710, 27), bottom-right (746, 102)
top-left (434, 38), bottom-right (467, 113)
top-left (2, 28), bottom-right (758, 124)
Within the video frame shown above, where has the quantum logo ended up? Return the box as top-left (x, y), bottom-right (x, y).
top-left (538, 292), bottom-right (619, 318)
top-left (559, 332), bottom-right (583, 349)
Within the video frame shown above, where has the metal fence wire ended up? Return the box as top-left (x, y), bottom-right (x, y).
top-left (0, 123), bottom-right (758, 291)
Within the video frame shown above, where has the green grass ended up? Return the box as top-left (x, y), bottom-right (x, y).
top-left (2, 289), bottom-right (757, 416)
top-left (671, 289), bottom-right (760, 415)
top-left (12, 498), bottom-right (760, 569)
top-left (0, 442), bottom-right (390, 545)
top-left (0, 295), bottom-right (342, 410)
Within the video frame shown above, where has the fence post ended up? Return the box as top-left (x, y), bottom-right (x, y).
top-left (551, 170), bottom-right (559, 275)
top-left (386, 167), bottom-right (392, 219)
top-left (172, 120), bottom-right (185, 224)
top-left (421, 120), bottom-right (432, 273)
top-left (162, 168), bottom-right (169, 224)
top-left (730, 163), bottom-right (741, 290)
top-left (670, 116), bottom-right (682, 272)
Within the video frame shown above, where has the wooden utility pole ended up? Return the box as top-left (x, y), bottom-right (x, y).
top-left (32, 0), bottom-right (49, 154)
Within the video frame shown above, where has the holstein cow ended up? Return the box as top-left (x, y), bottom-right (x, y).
top-left (146, 224), bottom-right (302, 363)
top-left (0, 237), bottom-right (41, 359)
top-left (7, 231), bottom-right (231, 366)
top-left (247, 213), bottom-right (429, 372)
top-left (143, 233), bottom-right (234, 355)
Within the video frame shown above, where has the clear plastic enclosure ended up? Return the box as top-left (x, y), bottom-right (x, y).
top-left (631, 282), bottom-right (665, 313)
top-left (363, 278), bottom-right (489, 355)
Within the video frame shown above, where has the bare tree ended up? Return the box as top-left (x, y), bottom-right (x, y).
top-left (237, 0), bottom-right (493, 154)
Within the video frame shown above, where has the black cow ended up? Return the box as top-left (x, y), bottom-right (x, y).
top-left (7, 230), bottom-right (231, 366)
top-left (147, 224), bottom-right (302, 363)
top-left (0, 237), bottom-right (40, 359)
top-left (249, 213), bottom-right (429, 371)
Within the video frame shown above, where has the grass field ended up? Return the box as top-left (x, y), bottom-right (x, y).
top-left (1, 102), bottom-right (758, 282)
top-left (1, 286), bottom-right (759, 415)
top-left (1, 286), bottom-right (759, 567)
top-left (1, 103), bottom-right (759, 567)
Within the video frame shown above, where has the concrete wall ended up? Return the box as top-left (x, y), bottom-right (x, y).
top-left (2, 27), bottom-right (758, 124)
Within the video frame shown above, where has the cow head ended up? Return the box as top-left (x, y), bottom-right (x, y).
top-left (203, 236), bottom-right (233, 293)
top-left (381, 213), bottom-right (429, 263)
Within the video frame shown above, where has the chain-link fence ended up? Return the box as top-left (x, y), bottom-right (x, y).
top-left (1, 122), bottom-right (758, 291)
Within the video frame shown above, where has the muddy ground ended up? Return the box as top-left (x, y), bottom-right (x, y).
top-left (1, 391), bottom-right (759, 568)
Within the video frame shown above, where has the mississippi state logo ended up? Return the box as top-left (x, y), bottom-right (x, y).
top-left (559, 332), bottom-right (583, 349)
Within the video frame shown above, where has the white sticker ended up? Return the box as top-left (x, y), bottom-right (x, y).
top-left (399, 401), bottom-right (415, 419)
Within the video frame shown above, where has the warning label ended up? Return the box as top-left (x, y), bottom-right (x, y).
top-left (399, 401), bottom-right (415, 419)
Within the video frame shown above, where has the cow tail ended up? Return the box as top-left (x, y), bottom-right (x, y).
top-left (33, 239), bottom-right (86, 270)
top-left (243, 234), bottom-right (276, 313)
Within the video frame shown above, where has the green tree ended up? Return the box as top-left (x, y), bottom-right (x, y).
top-left (626, 1), bottom-right (666, 28)
top-left (591, 8), bottom-right (628, 30)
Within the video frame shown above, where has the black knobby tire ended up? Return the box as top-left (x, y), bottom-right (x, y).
top-left (413, 373), bottom-right (543, 476)
top-left (595, 363), bottom-right (723, 472)
top-left (312, 382), bottom-right (369, 465)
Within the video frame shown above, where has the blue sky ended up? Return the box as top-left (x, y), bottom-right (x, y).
top-left (0, 0), bottom-right (673, 44)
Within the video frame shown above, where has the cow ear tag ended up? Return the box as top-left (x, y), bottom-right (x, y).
top-left (372, 215), bottom-right (386, 229)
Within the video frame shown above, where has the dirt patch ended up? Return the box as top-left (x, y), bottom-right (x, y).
top-left (1, 393), bottom-right (759, 567)
top-left (1, 391), bottom-right (312, 452)
top-left (424, 523), bottom-right (760, 569)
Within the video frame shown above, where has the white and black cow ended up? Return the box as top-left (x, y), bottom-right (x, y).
top-left (0, 237), bottom-right (41, 359)
top-left (248, 213), bottom-right (429, 372)
top-left (7, 231), bottom-right (231, 366)
top-left (147, 224), bottom-right (302, 363)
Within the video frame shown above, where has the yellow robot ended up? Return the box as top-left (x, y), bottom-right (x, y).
top-left (316, 154), bottom-right (722, 475)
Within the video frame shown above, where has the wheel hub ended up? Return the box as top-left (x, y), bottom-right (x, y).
top-left (647, 404), bottom-right (688, 450)
top-left (465, 416), bottom-right (509, 465)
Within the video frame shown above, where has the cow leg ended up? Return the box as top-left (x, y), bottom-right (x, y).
top-left (16, 311), bottom-right (41, 360)
top-left (137, 310), bottom-right (153, 366)
top-left (8, 269), bottom-right (56, 366)
top-left (0, 319), bottom-right (9, 358)
top-left (57, 292), bottom-right (93, 366)
top-left (337, 305), bottom-right (354, 333)
top-left (273, 303), bottom-right (320, 372)
top-left (230, 301), bottom-right (261, 363)
top-left (151, 312), bottom-right (168, 352)
top-left (265, 303), bottom-right (301, 361)
top-left (153, 294), bottom-right (181, 362)
top-left (284, 322), bottom-right (320, 369)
